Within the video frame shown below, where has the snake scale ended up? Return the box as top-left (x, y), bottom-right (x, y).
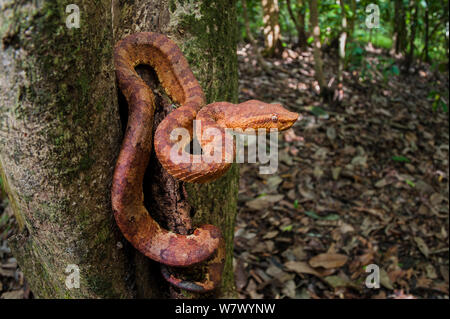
top-left (112, 32), bottom-right (298, 292)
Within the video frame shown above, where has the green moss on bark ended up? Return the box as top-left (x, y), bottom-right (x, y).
top-left (0, 0), bottom-right (131, 298)
top-left (169, 0), bottom-right (239, 298)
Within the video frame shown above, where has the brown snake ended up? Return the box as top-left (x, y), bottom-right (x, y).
top-left (112, 32), bottom-right (298, 292)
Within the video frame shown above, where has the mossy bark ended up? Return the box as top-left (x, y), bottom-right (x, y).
top-left (0, 0), bottom-right (238, 298)
top-left (0, 0), bottom-right (133, 298)
top-left (114, 0), bottom-right (239, 298)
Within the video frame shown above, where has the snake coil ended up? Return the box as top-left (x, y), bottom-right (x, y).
top-left (112, 32), bottom-right (298, 292)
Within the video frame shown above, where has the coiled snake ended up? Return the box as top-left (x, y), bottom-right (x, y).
top-left (112, 32), bottom-right (298, 292)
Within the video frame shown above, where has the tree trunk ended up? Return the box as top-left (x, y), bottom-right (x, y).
top-left (348, 0), bottom-right (356, 39)
top-left (405, 0), bottom-right (419, 70)
top-left (394, 0), bottom-right (407, 55)
top-left (242, 0), bottom-right (274, 75)
top-left (261, 0), bottom-right (283, 57)
top-left (423, 1), bottom-right (430, 63)
top-left (286, 0), bottom-right (307, 50)
top-left (308, 0), bottom-right (331, 101)
top-left (297, 0), bottom-right (308, 50)
top-left (336, 0), bottom-right (347, 102)
top-left (0, 0), bottom-right (238, 299)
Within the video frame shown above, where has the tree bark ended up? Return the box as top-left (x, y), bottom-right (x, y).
top-left (337, 0), bottom-right (347, 85)
top-left (405, 0), bottom-right (419, 70)
top-left (308, 0), bottom-right (331, 102)
top-left (242, 0), bottom-right (274, 75)
top-left (394, 0), bottom-right (407, 55)
top-left (0, 0), bottom-right (238, 299)
top-left (423, 1), bottom-right (430, 63)
top-left (261, 0), bottom-right (283, 57)
top-left (347, 0), bottom-right (356, 39)
top-left (0, 0), bottom-right (132, 298)
top-left (336, 0), bottom-right (347, 102)
top-left (297, 0), bottom-right (308, 50)
top-left (286, 0), bottom-right (307, 49)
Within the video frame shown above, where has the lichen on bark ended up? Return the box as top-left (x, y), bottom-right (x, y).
top-left (115, 0), bottom-right (240, 298)
top-left (0, 0), bottom-right (132, 298)
top-left (1, 0), bottom-right (239, 299)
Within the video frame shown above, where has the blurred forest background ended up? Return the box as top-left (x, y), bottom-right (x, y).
top-left (1, 0), bottom-right (449, 299)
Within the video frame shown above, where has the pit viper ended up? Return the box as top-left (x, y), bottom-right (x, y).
top-left (111, 32), bottom-right (298, 292)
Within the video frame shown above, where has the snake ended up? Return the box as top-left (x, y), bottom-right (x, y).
top-left (111, 32), bottom-right (298, 292)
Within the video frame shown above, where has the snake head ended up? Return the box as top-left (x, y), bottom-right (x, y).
top-left (233, 100), bottom-right (299, 132)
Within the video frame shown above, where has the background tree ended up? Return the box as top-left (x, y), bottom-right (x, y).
top-left (337, 0), bottom-right (348, 101)
top-left (423, 0), bottom-right (430, 63)
top-left (404, 0), bottom-right (419, 70)
top-left (286, 0), bottom-right (308, 49)
top-left (308, 0), bottom-right (332, 101)
top-left (261, 0), bottom-right (283, 57)
top-left (393, 0), bottom-right (407, 55)
top-left (0, 0), bottom-right (239, 298)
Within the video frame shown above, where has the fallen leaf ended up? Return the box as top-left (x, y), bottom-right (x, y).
top-left (266, 176), bottom-right (283, 190)
top-left (425, 264), bottom-right (437, 279)
top-left (263, 230), bottom-right (279, 239)
top-left (1, 290), bottom-right (24, 299)
top-left (332, 167), bottom-right (341, 180)
top-left (414, 237), bottom-right (430, 258)
top-left (234, 259), bottom-right (248, 291)
top-left (326, 127), bottom-right (337, 140)
top-left (281, 280), bottom-right (297, 298)
top-left (284, 261), bottom-right (322, 277)
top-left (380, 268), bottom-right (394, 290)
top-left (440, 265), bottom-right (449, 283)
top-left (246, 194), bottom-right (284, 210)
top-left (309, 253), bottom-right (348, 269)
top-left (324, 275), bottom-right (360, 290)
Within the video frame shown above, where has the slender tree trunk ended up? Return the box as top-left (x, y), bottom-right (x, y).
top-left (261, 0), bottom-right (283, 57)
top-left (393, 0), bottom-right (400, 53)
top-left (242, 0), bottom-right (274, 75)
top-left (395, 0), bottom-right (407, 55)
top-left (423, 1), bottom-right (430, 63)
top-left (308, 0), bottom-right (331, 101)
top-left (297, 0), bottom-right (308, 50)
top-left (348, 0), bottom-right (356, 39)
top-left (0, 0), bottom-right (238, 299)
top-left (336, 0), bottom-right (347, 102)
top-left (405, 0), bottom-right (419, 70)
top-left (286, 0), bottom-right (307, 49)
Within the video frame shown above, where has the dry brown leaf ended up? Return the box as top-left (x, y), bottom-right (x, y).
top-left (309, 253), bottom-right (348, 269)
top-left (284, 261), bottom-right (322, 277)
top-left (245, 194), bottom-right (284, 210)
top-left (414, 237), bottom-right (430, 258)
top-left (234, 258), bottom-right (248, 291)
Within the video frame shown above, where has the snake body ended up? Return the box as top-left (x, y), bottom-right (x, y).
top-left (112, 32), bottom-right (298, 292)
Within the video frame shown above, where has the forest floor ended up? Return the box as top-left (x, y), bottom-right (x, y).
top-left (0, 42), bottom-right (448, 299)
top-left (234, 43), bottom-right (449, 299)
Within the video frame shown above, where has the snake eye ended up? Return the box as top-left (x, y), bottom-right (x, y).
top-left (271, 114), bottom-right (278, 123)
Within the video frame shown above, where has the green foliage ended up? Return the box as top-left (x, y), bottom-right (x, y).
top-left (428, 90), bottom-right (449, 112)
top-left (392, 156), bottom-right (411, 163)
top-left (236, 0), bottom-right (264, 41)
top-left (347, 40), bottom-right (400, 83)
top-left (405, 180), bottom-right (416, 188)
top-left (305, 106), bottom-right (329, 119)
top-left (0, 175), bottom-right (4, 200)
top-left (237, 0), bottom-right (448, 64)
